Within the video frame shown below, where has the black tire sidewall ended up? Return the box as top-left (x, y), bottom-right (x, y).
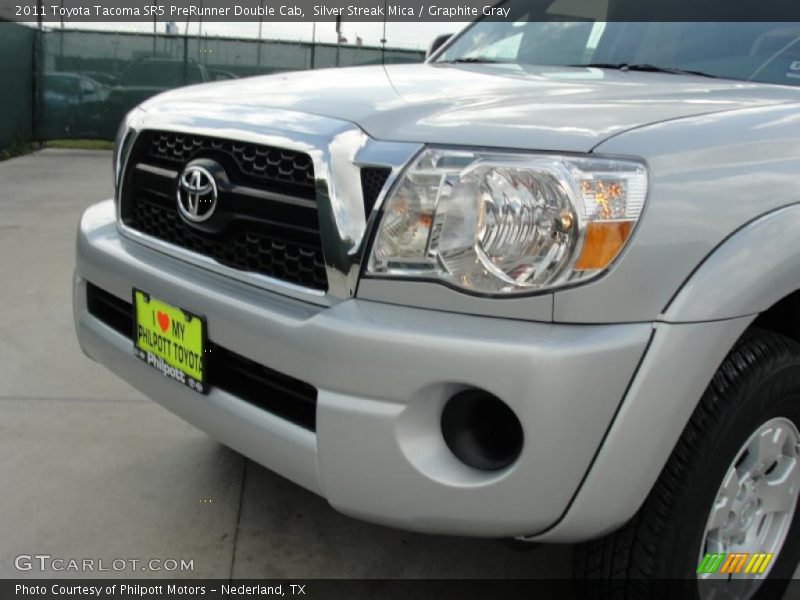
top-left (661, 354), bottom-right (800, 586)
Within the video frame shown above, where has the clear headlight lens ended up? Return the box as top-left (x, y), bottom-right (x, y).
top-left (367, 148), bottom-right (647, 294)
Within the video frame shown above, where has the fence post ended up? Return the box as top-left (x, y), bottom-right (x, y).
top-left (152, 0), bottom-right (158, 56)
top-left (32, 27), bottom-right (43, 143)
top-left (182, 34), bottom-right (189, 86)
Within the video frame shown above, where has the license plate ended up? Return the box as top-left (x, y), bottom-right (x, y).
top-left (132, 289), bottom-right (208, 394)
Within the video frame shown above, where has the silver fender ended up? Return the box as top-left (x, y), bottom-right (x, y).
top-left (528, 315), bottom-right (753, 542)
top-left (662, 204), bottom-right (800, 323)
top-left (527, 207), bottom-right (800, 541)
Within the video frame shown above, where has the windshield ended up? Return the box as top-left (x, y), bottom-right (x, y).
top-left (437, 1), bottom-right (800, 86)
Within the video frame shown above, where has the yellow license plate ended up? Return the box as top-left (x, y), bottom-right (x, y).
top-left (133, 289), bottom-right (207, 394)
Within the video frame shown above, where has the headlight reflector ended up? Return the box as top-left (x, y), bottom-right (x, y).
top-left (367, 149), bottom-right (647, 294)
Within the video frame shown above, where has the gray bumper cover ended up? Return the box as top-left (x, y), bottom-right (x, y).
top-left (75, 199), bottom-right (654, 537)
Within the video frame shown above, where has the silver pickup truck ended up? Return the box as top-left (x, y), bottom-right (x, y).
top-left (73, 11), bottom-right (800, 596)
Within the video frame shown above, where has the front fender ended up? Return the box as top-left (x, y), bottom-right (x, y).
top-left (531, 206), bottom-right (800, 542)
top-left (527, 315), bottom-right (753, 542)
top-left (663, 204), bottom-right (800, 323)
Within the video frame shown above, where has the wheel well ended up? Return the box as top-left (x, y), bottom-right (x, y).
top-left (750, 290), bottom-right (800, 343)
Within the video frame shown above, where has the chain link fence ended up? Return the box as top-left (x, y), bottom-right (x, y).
top-left (1, 23), bottom-right (425, 148)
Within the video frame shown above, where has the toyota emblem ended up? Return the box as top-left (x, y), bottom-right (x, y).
top-left (177, 164), bottom-right (218, 223)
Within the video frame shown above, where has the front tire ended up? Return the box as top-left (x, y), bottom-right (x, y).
top-left (574, 330), bottom-right (800, 599)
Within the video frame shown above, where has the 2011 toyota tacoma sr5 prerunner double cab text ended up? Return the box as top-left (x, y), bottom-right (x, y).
top-left (72, 5), bottom-right (800, 596)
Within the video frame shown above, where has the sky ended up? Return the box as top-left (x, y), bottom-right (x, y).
top-left (50, 20), bottom-right (471, 50)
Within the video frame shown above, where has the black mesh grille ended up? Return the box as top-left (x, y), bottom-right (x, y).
top-left (86, 282), bottom-right (318, 431)
top-left (131, 197), bottom-right (327, 290)
top-left (361, 167), bottom-right (392, 215)
top-left (148, 131), bottom-right (315, 200)
top-left (121, 130), bottom-right (327, 291)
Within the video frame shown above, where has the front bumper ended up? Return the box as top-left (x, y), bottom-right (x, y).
top-left (75, 199), bottom-right (652, 538)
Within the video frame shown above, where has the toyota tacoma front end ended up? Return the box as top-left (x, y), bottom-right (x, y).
top-left (74, 12), bottom-right (800, 596)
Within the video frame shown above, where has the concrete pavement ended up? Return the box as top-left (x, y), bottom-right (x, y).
top-left (0, 149), bottom-right (572, 580)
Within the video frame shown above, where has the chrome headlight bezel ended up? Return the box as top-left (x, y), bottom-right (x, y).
top-left (364, 147), bottom-right (649, 297)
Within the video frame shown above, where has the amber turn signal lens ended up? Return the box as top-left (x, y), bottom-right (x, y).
top-left (574, 221), bottom-right (633, 271)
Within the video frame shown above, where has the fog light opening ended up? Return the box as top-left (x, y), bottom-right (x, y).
top-left (441, 390), bottom-right (524, 472)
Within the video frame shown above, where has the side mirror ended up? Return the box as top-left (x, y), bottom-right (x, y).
top-left (426, 34), bottom-right (453, 60)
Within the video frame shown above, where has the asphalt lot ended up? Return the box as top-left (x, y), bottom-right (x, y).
top-left (0, 149), bottom-right (573, 580)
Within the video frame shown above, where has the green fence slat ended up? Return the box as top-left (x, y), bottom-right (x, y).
top-left (0, 21), bottom-right (35, 151)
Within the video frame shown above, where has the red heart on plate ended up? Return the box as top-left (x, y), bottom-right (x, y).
top-left (157, 311), bottom-right (170, 333)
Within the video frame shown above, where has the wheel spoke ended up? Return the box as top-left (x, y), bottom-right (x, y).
top-left (704, 535), bottom-right (726, 556)
top-left (721, 468), bottom-right (741, 503)
top-left (760, 461), bottom-right (799, 515)
top-left (741, 523), bottom-right (768, 555)
top-left (706, 501), bottom-right (731, 532)
top-left (755, 425), bottom-right (789, 465)
top-left (706, 469), bottom-right (739, 533)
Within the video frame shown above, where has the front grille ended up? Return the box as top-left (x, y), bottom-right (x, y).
top-left (121, 130), bottom-right (327, 291)
top-left (148, 132), bottom-right (315, 199)
top-left (131, 198), bottom-right (326, 288)
top-left (86, 282), bottom-right (318, 431)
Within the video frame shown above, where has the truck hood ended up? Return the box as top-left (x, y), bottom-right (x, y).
top-left (144, 63), bottom-right (800, 153)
